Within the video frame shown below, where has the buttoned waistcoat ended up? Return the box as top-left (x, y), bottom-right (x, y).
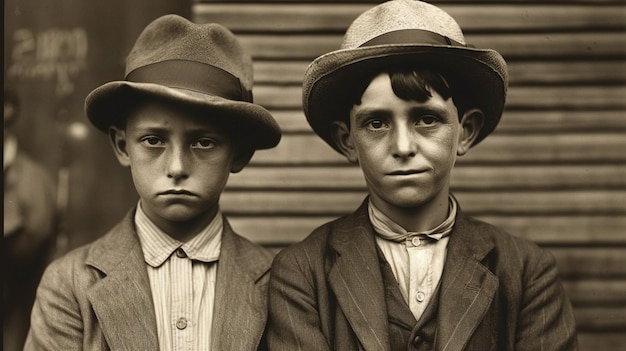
top-left (25, 207), bottom-right (274, 351)
top-left (267, 199), bottom-right (578, 351)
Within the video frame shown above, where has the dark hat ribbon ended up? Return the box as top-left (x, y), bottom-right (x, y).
top-left (360, 29), bottom-right (473, 48)
top-left (126, 59), bottom-right (253, 103)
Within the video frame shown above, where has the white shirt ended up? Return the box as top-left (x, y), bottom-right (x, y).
top-left (369, 196), bottom-right (457, 321)
top-left (135, 202), bottom-right (222, 351)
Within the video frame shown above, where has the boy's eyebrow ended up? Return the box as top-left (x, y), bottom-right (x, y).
top-left (131, 125), bottom-right (170, 134)
top-left (352, 108), bottom-right (391, 121)
top-left (353, 104), bottom-right (451, 121)
top-left (407, 105), bottom-right (451, 116)
top-left (131, 124), bottom-right (227, 137)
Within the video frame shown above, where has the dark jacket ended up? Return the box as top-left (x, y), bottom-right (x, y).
top-left (268, 200), bottom-right (578, 351)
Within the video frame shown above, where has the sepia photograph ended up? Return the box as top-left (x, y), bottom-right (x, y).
top-left (4, 0), bottom-right (625, 350)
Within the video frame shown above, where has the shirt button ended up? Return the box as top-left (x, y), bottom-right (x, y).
top-left (411, 237), bottom-right (421, 246)
top-left (176, 317), bottom-right (187, 330)
top-left (175, 248), bottom-right (187, 258)
top-left (416, 291), bottom-right (426, 302)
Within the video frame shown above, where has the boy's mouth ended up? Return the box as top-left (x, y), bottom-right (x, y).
top-left (388, 169), bottom-right (426, 176)
top-left (159, 189), bottom-right (196, 196)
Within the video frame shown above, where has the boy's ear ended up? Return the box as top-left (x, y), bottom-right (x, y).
top-left (230, 148), bottom-right (254, 174)
top-left (108, 126), bottom-right (131, 167)
top-left (331, 120), bottom-right (358, 163)
top-left (457, 109), bottom-right (484, 156)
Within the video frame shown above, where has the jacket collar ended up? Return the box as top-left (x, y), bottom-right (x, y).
top-left (327, 199), bottom-right (392, 351)
top-left (436, 208), bottom-right (498, 351)
top-left (211, 218), bottom-right (273, 350)
top-left (84, 208), bottom-right (159, 350)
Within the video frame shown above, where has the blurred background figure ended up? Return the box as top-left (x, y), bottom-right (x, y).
top-left (4, 90), bottom-right (58, 351)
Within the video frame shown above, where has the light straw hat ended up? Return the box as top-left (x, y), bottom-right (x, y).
top-left (303, 0), bottom-right (508, 152)
top-left (85, 14), bottom-right (281, 150)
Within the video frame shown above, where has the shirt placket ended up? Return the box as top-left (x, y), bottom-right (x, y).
top-left (171, 248), bottom-right (193, 351)
top-left (407, 239), bottom-right (433, 319)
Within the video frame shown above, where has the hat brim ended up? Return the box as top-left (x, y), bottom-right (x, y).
top-left (303, 44), bottom-right (507, 152)
top-left (85, 81), bottom-right (281, 150)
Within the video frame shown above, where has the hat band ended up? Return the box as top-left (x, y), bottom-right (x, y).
top-left (126, 60), bottom-right (253, 102)
top-left (359, 29), bottom-right (468, 48)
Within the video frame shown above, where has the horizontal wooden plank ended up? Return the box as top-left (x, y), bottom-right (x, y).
top-left (228, 165), bottom-right (626, 190)
top-left (238, 33), bottom-right (626, 59)
top-left (551, 248), bottom-right (626, 278)
top-left (574, 306), bottom-right (626, 331)
top-left (492, 111), bottom-right (626, 133)
top-left (268, 110), bottom-right (626, 134)
top-left (220, 190), bottom-right (626, 215)
top-left (250, 133), bottom-right (626, 165)
top-left (564, 280), bottom-right (626, 306)
top-left (229, 215), bottom-right (626, 246)
top-left (255, 85), bottom-right (626, 110)
top-left (477, 216), bottom-right (626, 245)
top-left (254, 60), bottom-right (626, 85)
top-left (507, 61), bottom-right (626, 85)
top-left (578, 333), bottom-right (626, 351)
top-left (194, 4), bottom-right (626, 32)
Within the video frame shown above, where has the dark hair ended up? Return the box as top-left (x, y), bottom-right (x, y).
top-left (343, 67), bottom-right (471, 126)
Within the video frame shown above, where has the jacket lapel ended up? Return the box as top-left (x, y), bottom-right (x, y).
top-left (328, 202), bottom-right (391, 351)
top-left (85, 209), bottom-right (159, 350)
top-left (436, 211), bottom-right (498, 351)
top-left (211, 218), bottom-right (273, 350)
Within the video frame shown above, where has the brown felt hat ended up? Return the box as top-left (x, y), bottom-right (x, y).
top-left (85, 14), bottom-right (281, 150)
top-left (303, 0), bottom-right (508, 152)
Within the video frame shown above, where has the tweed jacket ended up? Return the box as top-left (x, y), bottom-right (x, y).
top-left (268, 200), bottom-right (578, 351)
top-left (25, 208), bottom-right (274, 351)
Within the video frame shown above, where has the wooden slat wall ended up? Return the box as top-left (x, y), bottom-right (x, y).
top-left (193, 1), bottom-right (626, 349)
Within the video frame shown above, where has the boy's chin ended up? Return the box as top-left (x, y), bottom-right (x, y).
top-left (381, 192), bottom-right (440, 210)
top-left (158, 205), bottom-right (206, 222)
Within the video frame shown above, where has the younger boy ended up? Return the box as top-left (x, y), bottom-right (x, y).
top-left (25, 15), bottom-right (281, 351)
top-left (268, 1), bottom-right (577, 350)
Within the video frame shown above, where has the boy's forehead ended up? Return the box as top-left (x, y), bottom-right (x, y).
top-left (124, 102), bottom-right (230, 132)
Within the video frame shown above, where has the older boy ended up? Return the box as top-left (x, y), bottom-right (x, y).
top-left (268, 1), bottom-right (577, 350)
top-left (25, 15), bottom-right (281, 351)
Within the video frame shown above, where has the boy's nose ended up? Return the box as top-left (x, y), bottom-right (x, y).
top-left (392, 125), bottom-right (417, 159)
top-left (166, 147), bottom-right (190, 180)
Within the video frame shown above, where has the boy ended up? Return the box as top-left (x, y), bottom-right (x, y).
top-left (25, 15), bottom-right (281, 351)
top-left (267, 1), bottom-right (578, 350)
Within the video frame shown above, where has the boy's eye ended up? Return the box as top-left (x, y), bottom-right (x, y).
top-left (417, 115), bottom-right (439, 126)
top-left (140, 136), bottom-right (164, 147)
top-left (367, 119), bottom-right (385, 129)
top-left (191, 138), bottom-right (216, 149)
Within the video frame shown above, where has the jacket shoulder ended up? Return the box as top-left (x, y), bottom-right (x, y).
top-left (466, 215), bottom-right (549, 258)
top-left (460, 214), bottom-right (559, 283)
top-left (42, 211), bottom-right (135, 288)
top-left (272, 212), bottom-right (355, 271)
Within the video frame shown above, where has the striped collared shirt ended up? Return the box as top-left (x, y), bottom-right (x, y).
top-left (135, 202), bottom-right (222, 351)
top-left (369, 196), bottom-right (457, 321)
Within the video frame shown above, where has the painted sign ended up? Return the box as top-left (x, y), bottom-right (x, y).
top-left (7, 28), bottom-right (88, 96)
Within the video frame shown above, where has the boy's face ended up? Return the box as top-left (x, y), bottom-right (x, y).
top-left (333, 73), bottom-right (481, 217)
top-left (109, 100), bottom-right (248, 237)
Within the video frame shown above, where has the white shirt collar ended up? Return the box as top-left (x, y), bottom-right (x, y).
top-left (134, 201), bottom-right (222, 267)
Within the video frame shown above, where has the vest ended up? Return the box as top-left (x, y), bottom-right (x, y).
top-left (378, 247), bottom-right (441, 351)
